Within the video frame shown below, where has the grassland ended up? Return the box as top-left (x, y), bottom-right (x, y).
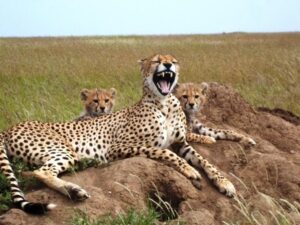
top-left (0, 33), bottom-right (299, 222)
top-left (0, 33), bottom-right (299, 130)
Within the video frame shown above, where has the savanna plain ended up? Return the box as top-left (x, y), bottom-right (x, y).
top-left (0, 33), bottom-right (299, 225)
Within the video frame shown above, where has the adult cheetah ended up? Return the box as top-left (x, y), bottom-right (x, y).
top-left (0, 54), bottom-right (235, 215)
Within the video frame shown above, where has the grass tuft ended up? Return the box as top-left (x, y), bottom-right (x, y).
top-left (224, 190), bottom-right (300, 225)
top-left (72, 208), bottom-right (159, 225)
top-left (71, 183), bottom-right (186, 225)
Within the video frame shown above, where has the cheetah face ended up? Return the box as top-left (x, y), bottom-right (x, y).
top-left (80, 88), bottom-right (116, 116)
top-left (139, 54), bottom-right (179, 97)
top-left (173, 82), bottom-right (208, 114)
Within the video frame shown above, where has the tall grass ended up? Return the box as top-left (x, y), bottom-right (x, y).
top-left (223, 194), bottom-right (300, 225)
top-left (1, 33), bottom-right (299, 130)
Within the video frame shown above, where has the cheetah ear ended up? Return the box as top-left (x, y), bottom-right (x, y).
top-left (137, 59), bottom-right (144, 64)
top-left (138, 57), bottom-right (149, 71)
top-left (137, 58), bottom-right (146, 65)
top-left (80, 89), bottom-right (90, 101)
top-left (110, 88), bottom-right (117, 97)
top-left (200, 82), bottom-right (209, 95)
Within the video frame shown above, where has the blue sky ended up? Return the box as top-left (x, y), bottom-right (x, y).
top-left (0, 0), bottom-right (299, 37)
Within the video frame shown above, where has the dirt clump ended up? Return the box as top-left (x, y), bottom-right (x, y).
top-left (258, 107), bottom-right (300, 126)
top-left (1, 82), bottom-right (299, 225)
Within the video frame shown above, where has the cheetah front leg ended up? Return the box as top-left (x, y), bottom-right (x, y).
top-left (186, 132), bottom-right (216, 144)
top-left (193, 120), bottom-right (256, 147)
top-left (178, 142), bottom-right (236, 197)
top-left (26, 151), bottom-right (90, 201)
top-left (106, 144), bottom-right (202, 188)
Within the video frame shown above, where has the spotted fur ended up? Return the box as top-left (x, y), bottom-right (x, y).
top-left (174, 82), bottom-right (256, 147)
top-left (75, 88), bottom-right (116, 121)
top-left (0, 54), bottom-right (235, 215)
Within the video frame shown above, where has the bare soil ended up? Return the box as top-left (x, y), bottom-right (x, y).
top-left (1, 83), bottom-right (299, 225)
top-left (257, 107), bottom-right (300, 126)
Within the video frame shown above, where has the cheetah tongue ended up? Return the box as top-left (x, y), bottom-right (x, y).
top-left (159, 80), bottom-right (170, 94)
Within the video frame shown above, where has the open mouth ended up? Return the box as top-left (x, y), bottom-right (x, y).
top-left (153, 71), bottom-right (176, 96)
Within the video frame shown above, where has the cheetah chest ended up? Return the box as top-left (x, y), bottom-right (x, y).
top-left (156, 108), bottom-right (184, 149)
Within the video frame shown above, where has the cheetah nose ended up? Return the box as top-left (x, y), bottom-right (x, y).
top-left (163, 63), bottom-right (172, 70)
top-left (189, 103), bottom-right (195, 108)
top-left (100, 107), bottom-right (105, 111)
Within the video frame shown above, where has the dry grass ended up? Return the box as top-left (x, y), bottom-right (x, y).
top-left (0, 33), bottom-right (299, 130)
top-left (224, 192), bottom-right (300, 225)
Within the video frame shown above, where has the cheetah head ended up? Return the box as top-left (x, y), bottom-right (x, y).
top-left (80, 88), bottom-right (116, 116)
top-left (139, 54), bottom-right (179, 97)
top-left (173, 82), bottom-right (208, 114)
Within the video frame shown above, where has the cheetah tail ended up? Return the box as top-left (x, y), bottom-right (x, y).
top-left (0, 135), bottom-right (56, 214)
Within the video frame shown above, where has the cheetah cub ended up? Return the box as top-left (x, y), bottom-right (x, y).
top-left (75, 88), bottom-right (116, 121)
top-left (174, 82), bottom-right (256, 147)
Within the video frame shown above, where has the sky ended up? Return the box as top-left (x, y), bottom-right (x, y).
top-left (0, 0), bottom-right (299, 37)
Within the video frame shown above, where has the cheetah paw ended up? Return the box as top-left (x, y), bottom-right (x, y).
top-left (182, 165), bottom-right (202, 180)
top-left (203, 136), bottom-right (216, 144)
top-left (65, 186), bottom-right (91, 201)
top-left (185, 166), bottom-right (202, 190)
top-left (215, 179), bottom-right (236, 198)
top-left (240, 137), bottom-right (256, 148)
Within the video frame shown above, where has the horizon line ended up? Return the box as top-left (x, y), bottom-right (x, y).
top-left (0, 31), bottom-right (299, 39)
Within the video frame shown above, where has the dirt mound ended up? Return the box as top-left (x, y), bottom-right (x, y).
top-left (1, 83), bottom-right (299, 225)
top-left (257, 107), bottom-right (300, 126)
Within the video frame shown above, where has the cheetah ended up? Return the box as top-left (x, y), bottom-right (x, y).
top-left (0, 54), bottom-right (235, 215)
top-left (75, 88), bottom-right (116, 121)
top-left (174, 82), bottom-right (256, 147)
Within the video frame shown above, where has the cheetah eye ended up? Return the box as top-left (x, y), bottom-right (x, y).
top-left (194, 95), bottom-right (199, 99)
top-left (93, 99), bottom-right (99, 103)
top-left (172, 61), bottom-right (178, 64)
top-left (182, 95), bottom-right (188, 99)
top-left (151, 60), bottom-right (160, 64)
top-left (104, 99), bottom-right (109, 103)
